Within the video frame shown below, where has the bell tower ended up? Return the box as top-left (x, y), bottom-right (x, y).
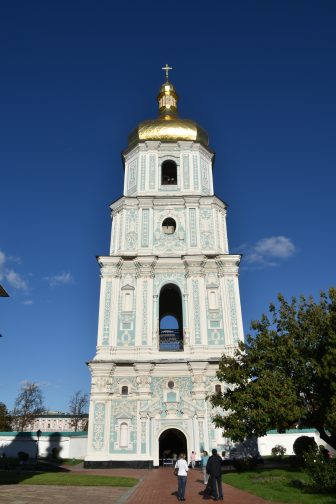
top-left (85, 68), bottom-right (244, 468)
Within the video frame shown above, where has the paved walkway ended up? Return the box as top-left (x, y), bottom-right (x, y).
top-left (125, 466), bottom-right (282, 504)
top-left (0, 466), bottom-right (283, 504)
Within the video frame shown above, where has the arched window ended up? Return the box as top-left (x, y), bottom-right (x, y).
top-left (161, 160), bottom-right (177, 185)
top-left (121, 386), bottom-right (128, 396)
top-left (215, 384), bottom-right (222, 394)
top-left (119, 422), bottom-right (128, 447)
top-left (162, 217), bottom-right (176, 235)
top-left (159, 284), bottom-right (183, 351)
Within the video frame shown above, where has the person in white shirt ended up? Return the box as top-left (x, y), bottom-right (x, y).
top-left (175, 452), bottom-right (189, 501)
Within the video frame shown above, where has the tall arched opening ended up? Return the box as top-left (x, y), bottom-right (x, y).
top-left (159, 283), bottom-right (183, 351)
top-left (159, 428), bottom-right (187, 466)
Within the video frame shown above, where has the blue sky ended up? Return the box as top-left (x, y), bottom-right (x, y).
top-left (1, 0), bottom-right (335, 412)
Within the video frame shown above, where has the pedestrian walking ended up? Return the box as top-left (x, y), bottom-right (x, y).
top-left (190, 450), bottom-right (196, 468)
top-left (206, 448), bottom-right (223, 500)
top-left (201, 450), bottom-right (209, 484)
top-left (175, 452), bottom-right (188, 501)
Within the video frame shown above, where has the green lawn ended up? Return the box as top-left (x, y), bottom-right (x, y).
top-left (224, 468), bottom-right (336, 504)
top-left (0, 472), bottom-right (138, 487)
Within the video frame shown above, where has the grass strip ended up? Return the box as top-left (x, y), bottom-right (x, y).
top-left (223, 468), bottom-right (336, 504)
top-left (0, 472), bottom-right (138, 487)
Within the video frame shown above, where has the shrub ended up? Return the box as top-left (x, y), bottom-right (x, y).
top-left (303, 446), bottom-right (336, 492)
top-left (232, 456), bottom-right (257, 472)
top-left (293, 436), bottom-right (317, 462)
top-left (271, 445), bottom-right (286, 458)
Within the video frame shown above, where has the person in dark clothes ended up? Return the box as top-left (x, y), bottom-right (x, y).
top-left (206, 449), bottom-right (223, 500)
top-left (202, 475), bottom-right (214, 500)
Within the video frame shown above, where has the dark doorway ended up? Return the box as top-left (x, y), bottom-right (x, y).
top-left (159, 428), bottom-right (187, 466)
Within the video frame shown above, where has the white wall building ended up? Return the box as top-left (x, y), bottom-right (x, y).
top-left (85, 71), bottom-right (245, 468)
top-left (22, 413), bottom-right (88, 433)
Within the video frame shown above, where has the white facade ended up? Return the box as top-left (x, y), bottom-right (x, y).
top-left (85, 77), bottom-right (244, 467)
top-left (22, 413), bottom-right (88, 433)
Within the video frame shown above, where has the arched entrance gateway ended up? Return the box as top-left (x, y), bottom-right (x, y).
top-left (159, 428), bottom-right (187, 466)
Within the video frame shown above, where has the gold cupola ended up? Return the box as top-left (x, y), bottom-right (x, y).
top-left (127, 65), bottom-right (209, 149)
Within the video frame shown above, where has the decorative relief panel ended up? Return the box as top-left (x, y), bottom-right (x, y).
top-left (91, 374), bottom-right (113, 393)
top-left (149, 155), bottom-right (156, 189)
top-left (205, 280), bottom-right (225, 346)
top-left (92, 402), bottom-right (105, 450)
top-left (192, 279), bottom-right (201, 344)
top-left (141, 209), bottom-right (149, 247)
top-left (153, 272), bottom-right (186, 293)
top-left (182, 155), bottom-right (190, 189)
top-left (102, 281), bottom-right (112, 346)
top-left (198, 419), bottom-right (204, 450)
top-left (109, 400), bottom-right (137, 454)
top-left (189, 208), bottom-right (197, 247)
top-left (200, 209), bottom-right (215, 249)
top-left (127, 159), bottom-right (137, 195)
top-left (214, 209), bottom-right (220, 250)
top-left (153, 209), bottom-right (186, 253)
top-left (149, 376), bottom-right (194, 418)
top-left (193, 155), bottom-right (199, 190)
top-left (118, 212), bottom-right (124, 251)
top-left (110, 375), bottom-right (138, 391)
top-left (142, 280), bottom-right (148, 345)
top-left (227, 278), bottom-right (239, 344)
top-left (125, 209), bottom-right (138, 251)
top-left (201, 158), bottom-right (209, 194)
top-left (111, 215), bottom-right (117, 254)
top-left (117, 283), bottom-right (136, 347)
top-left (207, 411), bottom-right (216, 445)
top-left (141, 419), bottom-right (147, 453)
top-left (140, 155), bottom-right (146, 191)
top-left (221, 211), bottom-right (229, 253)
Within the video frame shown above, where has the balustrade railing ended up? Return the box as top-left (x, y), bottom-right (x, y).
top-left (159, 329), bottom-right (183, 351)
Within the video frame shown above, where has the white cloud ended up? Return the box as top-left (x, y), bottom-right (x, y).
top-left (239, 236), bottom-right (296, 267)
top-left (23, 299), bottom-right (34, 305)
top-left (0, 250), bottom-right (28, 290)
top-left (0, 250), bottom-right (5, 270)
top-left (5, 269), bottom-right (28, 290)
top-left (44, 271), bottom-right (73, 287)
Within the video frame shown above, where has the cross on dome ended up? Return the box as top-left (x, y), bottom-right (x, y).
top-left (162, 64), bottom-right (173, 82)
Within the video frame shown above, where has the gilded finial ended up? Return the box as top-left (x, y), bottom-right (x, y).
top-left (162, 63), bottom-right (173, 82)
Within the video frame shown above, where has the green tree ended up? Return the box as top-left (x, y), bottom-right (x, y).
top-left (0, 402), bottom-right (12, 431)
top-left (12, 381), bottom-right (45, 431)
top-left (210, 288), bottom-right (336, 450)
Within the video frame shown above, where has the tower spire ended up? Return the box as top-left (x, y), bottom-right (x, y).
top-left (158, 64), bottom-right (178, 119)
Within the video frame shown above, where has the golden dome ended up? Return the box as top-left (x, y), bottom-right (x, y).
top-left (127, 69), bottom-right (209, 149)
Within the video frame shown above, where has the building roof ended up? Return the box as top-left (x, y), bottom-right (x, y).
top-left (0, 285), bottom-right (9, 297)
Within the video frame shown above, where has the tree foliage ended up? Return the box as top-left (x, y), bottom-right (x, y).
top-left (68, 390), bottom-right (88, 432)
top-left (210, 288), bottom-right (336, 450)
top-left (0, 402), bottom-right (12, 431)
top-left (12, 382), bottom-right (45, 431)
